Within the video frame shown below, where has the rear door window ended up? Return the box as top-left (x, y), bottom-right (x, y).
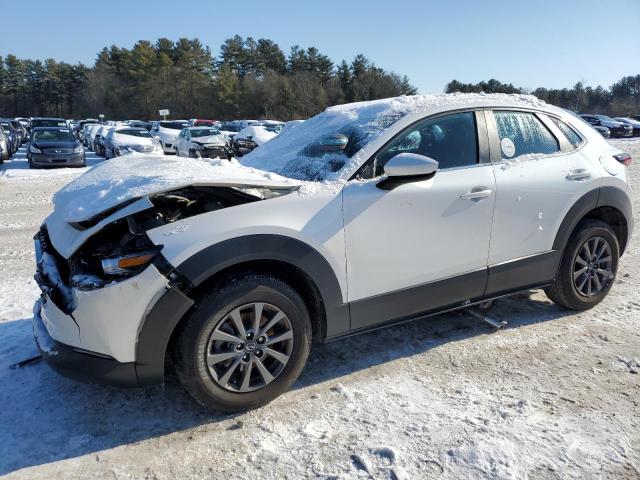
top-left (493, 111), bottom-right (559, 160)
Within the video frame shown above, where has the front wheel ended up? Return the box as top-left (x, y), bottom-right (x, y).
top-left (174, 275), bottom-right (312, 412)
top-left (545, 219), bottom-right (619, 310)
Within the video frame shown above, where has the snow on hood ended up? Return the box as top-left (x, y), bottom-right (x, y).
top-left (235, 126), bottom-right (278, 146)
top-left (193, 134), bottom-right (226, 145)
top-left (52, 154), bottom-right (299, 224)
top-left (112, 134), bottom-right (154, 146)
top-left (241, 93), bottom-right (550, 181)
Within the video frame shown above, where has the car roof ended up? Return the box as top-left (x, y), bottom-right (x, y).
top-left (31, 117), bottom-right (66, 121)
top-left (31, 126), bottom-right (71, 130)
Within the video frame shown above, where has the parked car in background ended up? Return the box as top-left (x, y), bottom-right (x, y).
top-left (86, 124), bottom-right (105, 150)
top-left (594, 125), bottom-right (611, 138)
top-left (94, 126), bottom-right (115, 157)
top-left (30, 117), bottom-right (67, 129)
top-left (580, 114), bottom-right (632, 138)
top-left (613, 117), bottom-right (640, 137)
top-left (27, 127), bottom-right (85, 168)
top-left (0, 119), bottom-right (19, 155)
top-left (15, 117), bottom-right (31, 140)
top-left (150, 120), bottom-right (189, 154)
top-left (0, 129), bottom-right (9, 162)
top-left (188, 119), bottom-right (219, 127)
top-left (104, 126), bottom-right (163, 158)
top-left (130, 120), bottom-right (154, 131)
top-left (219, 122), bottom-right (243, 139)
top-left (9, 120), bottom-right (26, 145)
top-left (74, 119), bottom-right (101, 140)
top-left (32, 94), bottom-right (633, 412)
top-left (231, 123), bottom-right (283, 156)
top-left (175, 126), bottom-right (230, 158)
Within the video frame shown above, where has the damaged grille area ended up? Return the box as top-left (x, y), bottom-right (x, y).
top-left (35, 226), bottom-right (74, 313)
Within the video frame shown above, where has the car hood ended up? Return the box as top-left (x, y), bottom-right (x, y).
top-left (45, 154), bottom-right (300, 258)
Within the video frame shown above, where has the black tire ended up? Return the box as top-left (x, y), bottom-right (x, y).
top-left (174, 274), bottom-right (312, 412)
top-left (545, 219), bottom-right (619, 310)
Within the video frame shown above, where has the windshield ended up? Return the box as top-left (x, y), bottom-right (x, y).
top-left (32, 119), bottom-right (66, 128)
top-left (160, 121), bottom-right (188, 130)
top-left (193, 120), bottom-right (214, 126)
top-left (596, 115), bottom-right (616, 122)
top-left (240, 102), bottom-right (405, 181)
top-left (191, 128), bottom-right (220, 138)
top-left (116, 128), bottom-right (152, 138)
top-left (33, 129), bottom-right (75, 142)
top-left (220, 124), bottom-right (241, 132)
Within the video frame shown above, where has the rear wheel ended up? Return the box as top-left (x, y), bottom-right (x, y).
top-left (174, 275), bottom-right (312, 412)
top-left (545, 219), bottom-right (619, 310)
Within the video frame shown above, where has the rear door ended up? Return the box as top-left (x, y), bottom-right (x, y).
top-left (485, 109), bottom-right (595, 294)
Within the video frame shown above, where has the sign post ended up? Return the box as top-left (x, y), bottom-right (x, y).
top-left (159, 109), bottom-right (170, 120)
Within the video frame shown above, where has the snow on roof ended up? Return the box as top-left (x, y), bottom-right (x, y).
top-left (240, 93), bottom-right (550, 181)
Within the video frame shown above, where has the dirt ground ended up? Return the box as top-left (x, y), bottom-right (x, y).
top-left (0, 140), bottom-right (638, 479)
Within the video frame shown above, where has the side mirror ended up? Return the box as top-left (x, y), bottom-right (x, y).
top-left (378, 153), bottom-right (439, 190)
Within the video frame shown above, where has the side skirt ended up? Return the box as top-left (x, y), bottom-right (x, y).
top-left (328, 250), bottom-right (559, 342)
top-left (325, 281), bottom-right (552, 343)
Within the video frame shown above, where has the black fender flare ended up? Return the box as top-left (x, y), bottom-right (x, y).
top-left (552, 186), bottom-right (632, 255)
top-left (135, 234), bottom-right (348, 386)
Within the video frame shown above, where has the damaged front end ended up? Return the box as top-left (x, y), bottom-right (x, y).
top-left (35, 185), bottom-right (298, 312)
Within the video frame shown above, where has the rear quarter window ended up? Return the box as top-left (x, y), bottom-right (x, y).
top-left (549, 116), bottom-right (584, 148)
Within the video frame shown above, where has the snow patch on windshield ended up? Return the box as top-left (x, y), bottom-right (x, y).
top-left (241, 93), bottom-right (548, 181)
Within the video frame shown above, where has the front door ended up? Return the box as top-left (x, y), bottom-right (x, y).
top-left (342, 111), bottom-right (496, 329)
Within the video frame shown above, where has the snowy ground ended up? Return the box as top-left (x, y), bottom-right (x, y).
top-left (0, 141), bottom-right (639, 479)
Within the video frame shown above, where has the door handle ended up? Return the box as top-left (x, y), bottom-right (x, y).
top-left (566, 169), bottom-right (591, 181)
top-left (460, 188), bottom-right (493, 200)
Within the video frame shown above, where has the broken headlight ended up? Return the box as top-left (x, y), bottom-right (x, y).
top-left (101, 249), bottom-right (161, 276)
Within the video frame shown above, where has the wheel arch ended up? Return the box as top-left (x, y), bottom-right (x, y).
top-left (553, 186), bottom-right (632, 257)
top-left (135, 235), bottom-right (349, 386)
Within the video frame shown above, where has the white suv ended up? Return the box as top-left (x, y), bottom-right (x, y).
top-left (33, 94), bottom-right (633, 412)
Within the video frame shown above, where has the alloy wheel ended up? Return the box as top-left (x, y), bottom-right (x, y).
top-left (572, 236), bottom-right (613, 297)
top-left (205, 302), bottom-right (294, 392)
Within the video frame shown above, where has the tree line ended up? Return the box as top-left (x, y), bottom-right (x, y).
top-left (445, 76), bottom-right (640, 116)
top-left (1, 35), bottom-right (637, 120)
top-left (0, 36), bottom-right (416, 121)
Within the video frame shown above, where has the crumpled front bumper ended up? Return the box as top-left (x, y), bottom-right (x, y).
top-left (33, 299), bottom-right (139, 386)
top-left (33, 229), bottom-right (172, 364)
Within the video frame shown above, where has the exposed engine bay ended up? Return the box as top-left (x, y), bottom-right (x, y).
top-left (38, 186), bottom-right (283, 302)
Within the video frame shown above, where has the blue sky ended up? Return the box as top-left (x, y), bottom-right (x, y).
top-left (4, 0), bottom-right (639, 93)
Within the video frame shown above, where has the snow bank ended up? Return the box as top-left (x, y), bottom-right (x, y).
top-left (241, 93), bottom-right (549, 181)
top-left (53, 155), bottom-right (298, 223)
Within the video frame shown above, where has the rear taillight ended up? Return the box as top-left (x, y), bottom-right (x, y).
top-left (613, 153), bottom-right (632, 166)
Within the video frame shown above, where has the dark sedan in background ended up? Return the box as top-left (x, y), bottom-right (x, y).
top-left (27, 127), bottom-right (85, 168)
top-left (614, 117), bottom-right (640, 137)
